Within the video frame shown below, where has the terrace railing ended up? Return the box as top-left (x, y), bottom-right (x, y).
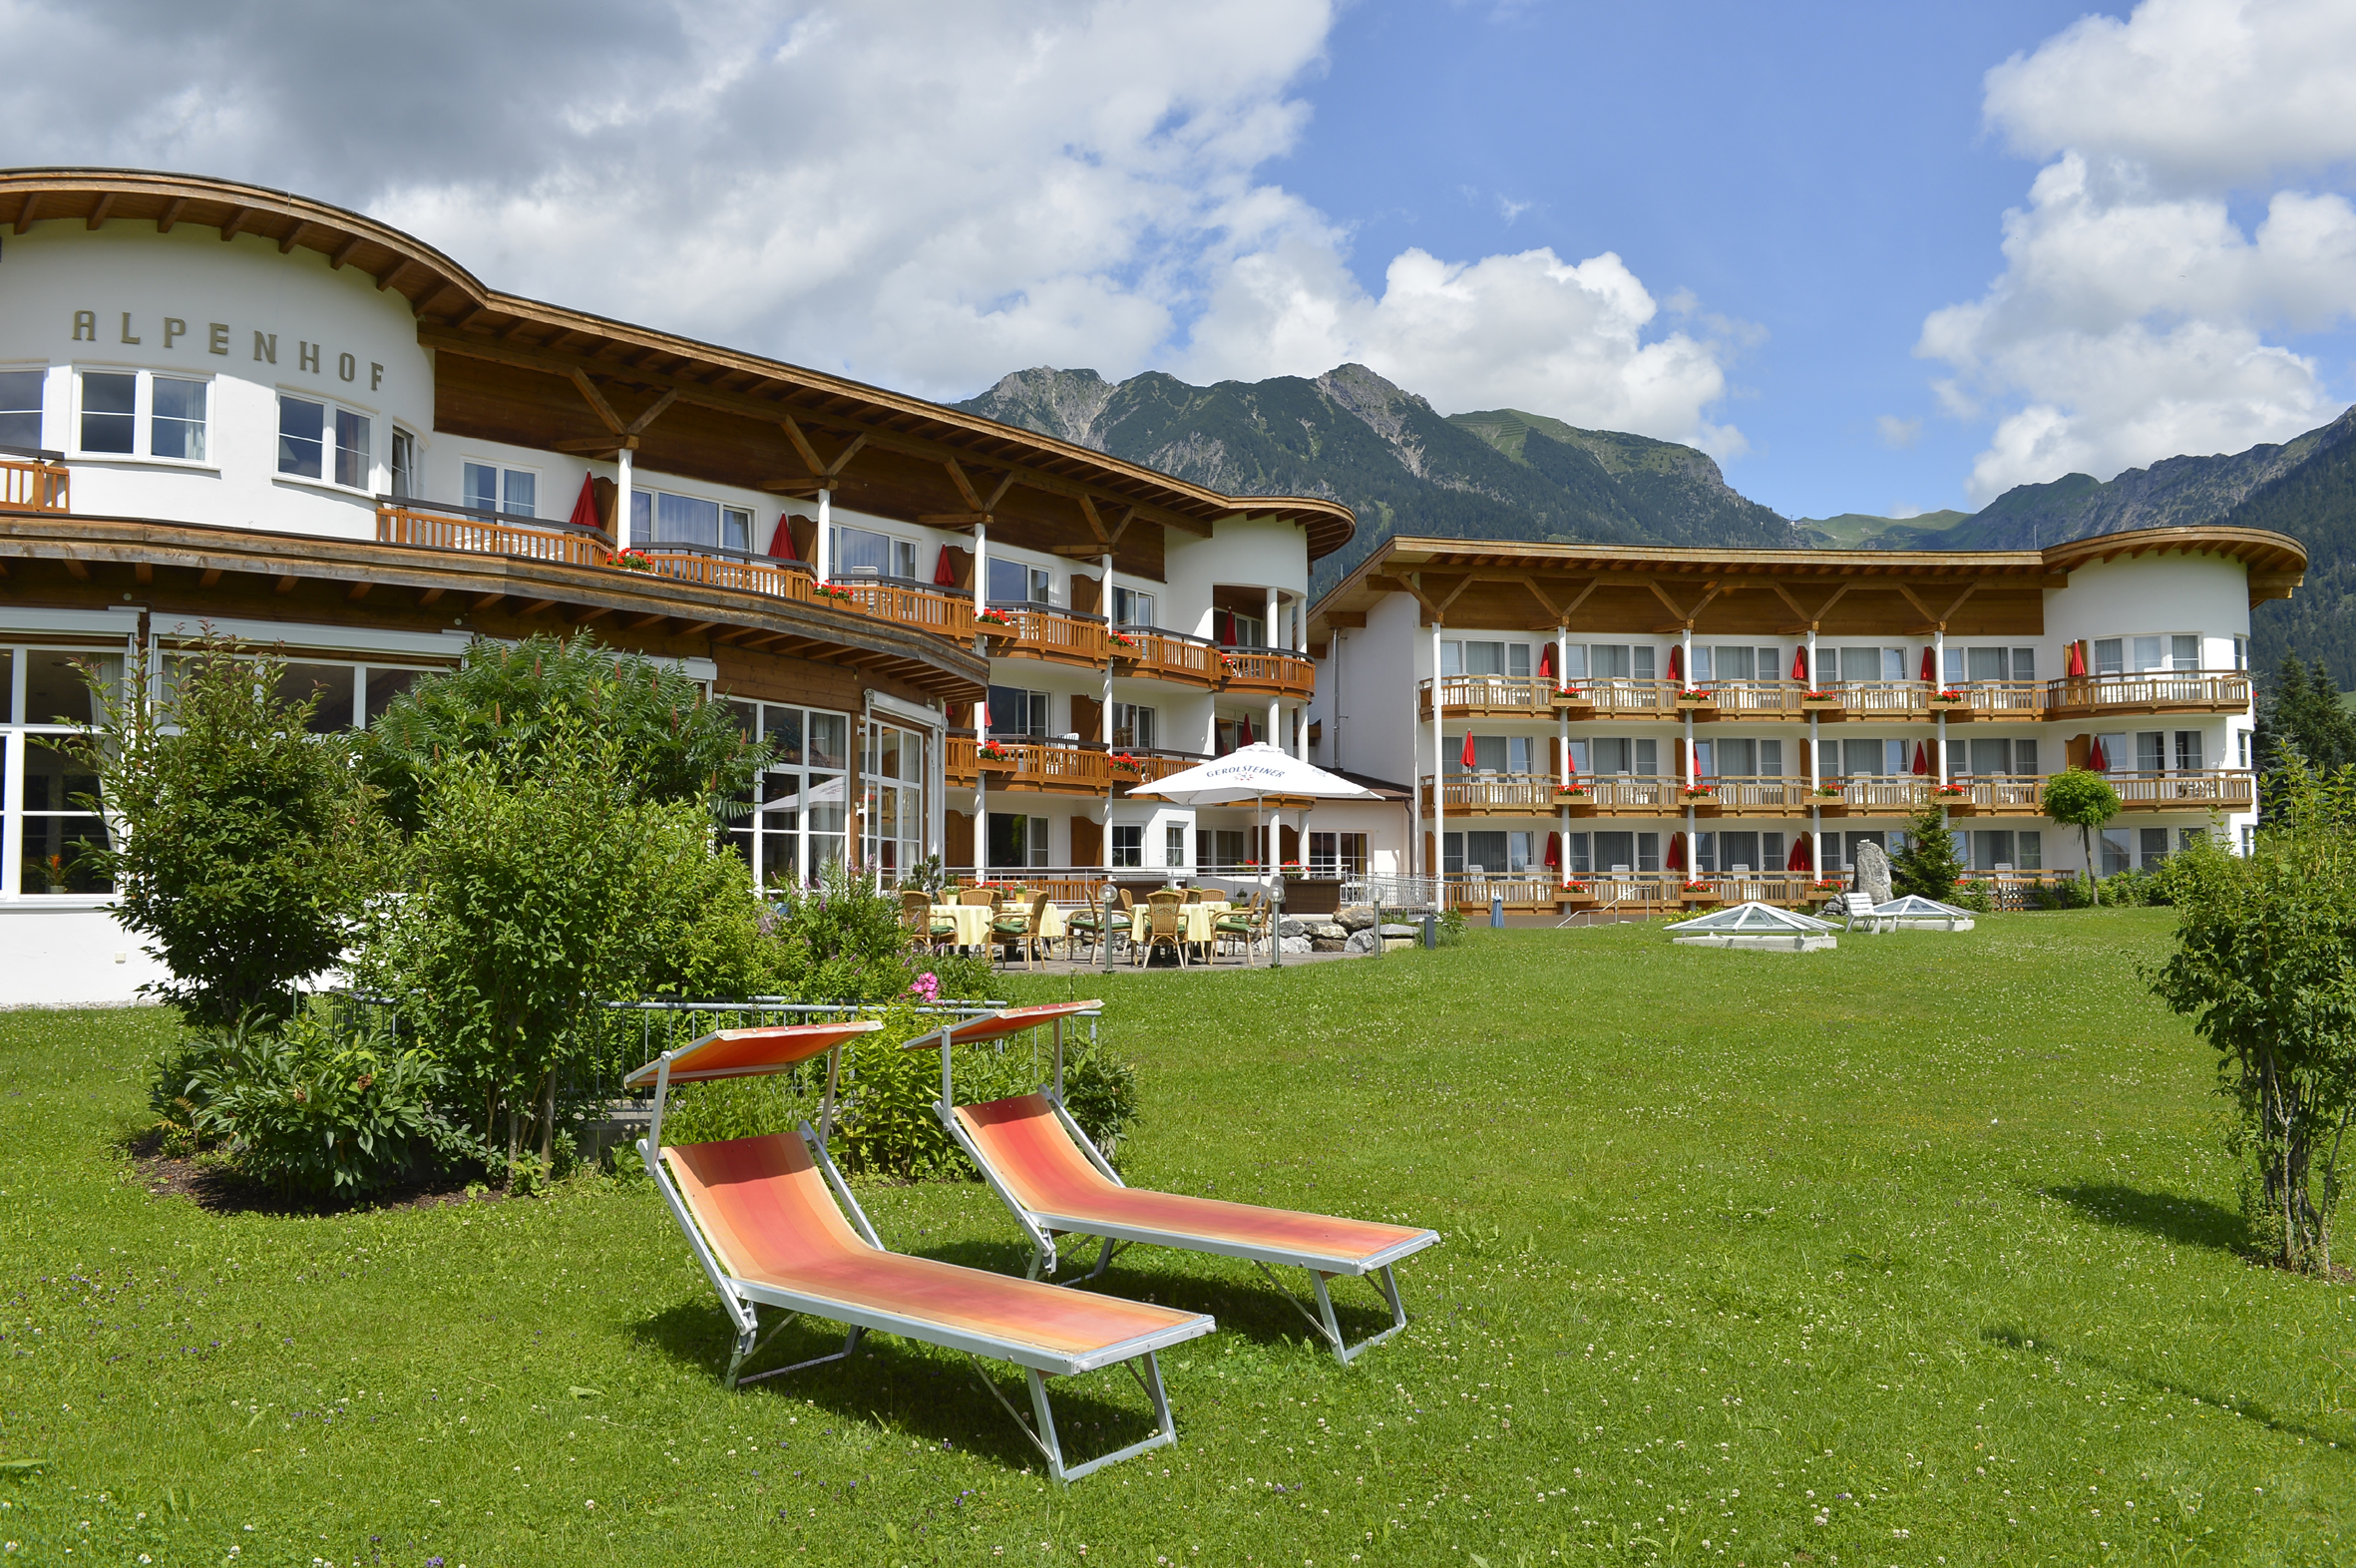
top-left (950, 735), bottom-right (1205, 795)
top-left (0, 446), bottom-right (69, 513)
top-left (2106, 768), bottom-right (2255, 811)
top-left (1129, 627), bottom-right (1225, 688)
top-left (2043, 671), bottom-right (2251, 717)
top-left (988, 600), bottom-right (1108, 669)
top-left (1219, 644), bottom-right (1317, 701)
top-left (376, 500), bottom-right (610, 567)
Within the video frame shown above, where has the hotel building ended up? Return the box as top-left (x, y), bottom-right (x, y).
top-left (1302, 533), bottom-right (2306, 914)
top-left (0, 169), bottom-right (1346, 1005)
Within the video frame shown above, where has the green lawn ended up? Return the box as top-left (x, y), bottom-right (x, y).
top-left (3, 909), bottom-right (2352, 1566)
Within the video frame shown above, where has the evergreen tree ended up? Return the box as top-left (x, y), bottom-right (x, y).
top-left (2253, 654), bottom-right (2356, 788)
top-left (1890, 801), bottom-right (1968, 901)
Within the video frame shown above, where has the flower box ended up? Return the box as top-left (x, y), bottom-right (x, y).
top-left (612, 549), bottom-right (654, 574)
top-left (1551, 783), bottom-right (1591, 799)
top-left (976, 610), bottom-right (1020, 640)
top-left (1107, 630), bottom-right (1144, 667)
top-left (1809, 787), bottom-right (1848, 817)
top-left (1558, 883), bottom-right (1595, 904)
top-left (1928, 689), bottom-right (1972, 719)
top-left (1107, 751), bottom-right (1144, 778)
top-left (812, 582), bottom-right (859, 602)
top-left (1674, 688), bottom-right (1718, 709)
top-left (974, 742), bottom-right (1017, 770)
top-left (1549, 686), bottom-right (1593, 713)
top-left (1679, 883), bottom-right (1722, 904)
top-left (1681, 786), bottom-right (1722, 815)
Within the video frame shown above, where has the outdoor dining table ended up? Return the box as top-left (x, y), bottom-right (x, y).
top-left (1129, 900), bottom-right (1229, 948)
top-left (930, 903), bottom-right (1068, 952)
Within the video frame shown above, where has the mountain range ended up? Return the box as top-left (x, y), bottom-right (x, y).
top-left (958, 365), bottom-right (2356, 687)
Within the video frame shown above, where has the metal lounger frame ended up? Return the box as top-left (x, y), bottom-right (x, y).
top-left (926, 1011), bottom-right (1435, 1365)
top-left (637, 1044), bottom-right (1199, 1484)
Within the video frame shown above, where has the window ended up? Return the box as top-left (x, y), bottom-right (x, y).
top-left (1698, 738), bottom-right (1779, 777)
top-left (1554, 643), bottom-right (1589, 680)
top-left (1590, 830), bottom-right (1659, 873)
top-left (464, 462), bottom-right (539, 518)
top-left (1559, 832), bottom-right (1592, 876)
top-left (2135, 731), bottom-right (2165, 773)
top-left (1113, 587), bottom-right (1156, 628)
top-left (1443, 831), bottom-right (1520, 875)
top-left (1587, 645), bottom-right (1656, 681)
top-left (1842, 739), bottom-right (1908, 776)
top-left (722, 702), bottom-right (850, 891)
top-left (2094, 638), bottom-right (2124, 676)
top-left (0, 368), bottom-right (42, 449)
top-left (2174, 730), bottom-right (2203, 771)
top-left (2233, 636), bottom-right (2248, 671)
top-left (1164, 821), bottom-right (1188, 868)
top-left (1963, 737), bottom-right (2038, 776)
top-left (1835, 646), bottom-right (1904, 682)
top-left (277, 393), bottom-right (369, 488)
top-left (1563, 738), bottom-right (1589, 775)
top-left (2238, 729), bottom-right (2251, 769)
top-left (2140, 827), bottom-right (2171, 867)
top-left (1112, 824), bottom-right (1144, 868)
top-left (1970, 830), bottom-right (2041, 871)
top-left (1693, 646), bottom-right (1777, 683)
top-left (1441, 641), bottom-right (1531, 678)
top-left (987, 814), bottom-right (1049, 870)
top-left (1198, 828), bottom-right (1252, 871)
top-left (151, 378), bottom-right (206, 462)
top-left (2100, 828), bottom-right (2132, 876)
top-left (1947, 645), bottom-right (2036, 683)
top-left (628, 488), bottom-right (749, 551)
top-left (391, 429), bottom-right (418, 499)
top-left (2241, 824), bottom-right (2256, 856)
top-left (1447, 735), bottom-right (1533, 774)
top-left (985, 686), bottom-right (1047, 738)
top-left (1308, 831), bottom-right (1368, 878)
top-left (6, 647), bottom-right (126, 897)
top-left (79, 371), bottom-right (137, 454)
top-left (1589, 737), bottom-right (1657, 775)
top-left (1112, 702), bottom-right (1157, 749)
top-left (1220, 610), bottom-right (1265, 647)
top-left (987, 557), bottom-right (1051, 604)
top-left (835, 526), bottom-right (915, 580)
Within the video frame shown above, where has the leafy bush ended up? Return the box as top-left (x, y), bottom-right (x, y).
top-left (1058, 1038), bottom-right (1140, 1160)
top-left (765, 860), bottom-right (991, 1001)
top-left (2026, 877), bottom-right (2099, 911)
top-left (1947, 881), bottom-right (1995, 916)
top-left (360, 631), bottom-right (770, 831)
top-left (1890, 802), bottom-right (1968, 901)
top-left (186, 1008), bottom-right (475, 1194)
top-left (70, 635), bottom-right (390, 1027)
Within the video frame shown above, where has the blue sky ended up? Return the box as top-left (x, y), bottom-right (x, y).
top-left (1279, 2), bottom-right (2106, 519)
top-left (9, 0), bottom-right (2355, 523)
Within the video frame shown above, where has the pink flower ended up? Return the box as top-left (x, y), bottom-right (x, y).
top-left (908, 972), bottom-right (941, 1003)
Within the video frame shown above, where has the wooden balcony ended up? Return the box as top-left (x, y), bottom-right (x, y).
top-left (1708, 681), bottom-right (1810, 721)
top-left (639, 549), bottom-right (812, 598)
top-left (990, 602), bottom-right (1108, 671)
top-left (2043, 672), bottom-right (2250, 720)
top-left (1220, 646), bottom-right (1317, 702)
top-left (948, 735), bottom-right (1205, 796)
top-left (1807, 681), bottom-right (1933, 722)
top-left (1422, 772), bottom-right (1691, 816)
top-left (839, 579), bottom-right (973, 640)
top-left (2108, 768), bottom-right (2255, 812)
top-left (0, 452), bottom-right (70, 513)
top-left (1938, 680), bottom-right (2045, 722)
top-left (1418, 675), bottom-right (1555, 719)
top-left (1128, 628), bottom-right (1226, 690)
top-left (378, 502), bottom-right (611, 568)
top-left (1944, 774), bottom-right (2047, 815)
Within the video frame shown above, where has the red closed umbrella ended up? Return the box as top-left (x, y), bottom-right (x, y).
top-left (933, 545), bottom-right (955, 585)
top-left (1919, 646), bottom-right (1936, 681)
top-left (1787, 835), bottom-right (1812, 872)
top-left (1538, 642), bottom-right (1556, 679)
top-left (1911, 741), bottom-right (1930, 775)
top-left (1790, 645), bottom-right (1807, 682)
top-left (768, 516), bottom-right (799, 560)
top-left (2066, 640), bottom-right (2088, 677)
top-left (1544, 832), bottom-right (1561, 868)
top-left (2089, 736), bottom-right (2110, 771)
top-left (1563, 746), bottom-right (1578, 778)
top-left (1221, 610), bottom-right (1237, 646)
top-left (978, 699), bottom-right (990, 737)
top-left (1239, 714), bottom-right (1254, 746)
top-left (1459, 731), bottom-right (1477, 769)
top-left (1667, 645), bottom-right (1684, 682)
top-left (568, 473), bottom-right (601, 532)
top-left (1666, 832), bottom-right (1686, 872)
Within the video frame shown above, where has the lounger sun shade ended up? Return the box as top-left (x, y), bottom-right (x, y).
top-left (911, 1002), bottom-right (1440, 1364)
top-left (632, 1019), bottom-right (1214, 1484)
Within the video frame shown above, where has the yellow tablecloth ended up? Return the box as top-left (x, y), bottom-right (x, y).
top-left (931, 903), bottom-right (1068, 948)
top-left (1129, 901), bottom-right (1231, 946)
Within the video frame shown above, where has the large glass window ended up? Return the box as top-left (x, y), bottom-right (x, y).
top-left (151, 377), bottom-right (207, 462)
top-left (6, 648), bottom-right (124, 898)
top-left (1836, 646), bottom-right (1904, 682)
top-left (1164, 821), bottom-right (1187, 868)
top-left (835, 526), bottom-right (914, 580)
top-left (390, 429), bottom-right (418, 499)
top-left (989, 813), bottom-right (1049, 869)
top-left (0, 369), bottom-right (43, 450)
top-left (861, 720), bottom-right (926, 880)
top-left (277, 395), bottom-right (325, 478)
top-left (630, 488), bottom-right (751, 551)
top-left (1441, 640), bottom-right (1531, 678)
top-left (1112, 702), bottom-right (1156, 749)
top-left (987, 557), bottom-right (1051, 604)
top-left (279, 394), bottom-right (377, 487)
top-left (724, 701), bottom-right (851, 892)
top-left (1112, 587), bottom-right (1155, 627)
top-left (80, 371), bottom-right (137, 454)
top-left (985, 686), bottom-right (1047, 738)
top-left (1111, 824), bottom-right (1144, 868)
top-left (464, 461), bottom-right (538, 518)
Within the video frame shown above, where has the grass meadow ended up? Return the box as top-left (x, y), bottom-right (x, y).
top-left (1, 907), bottom-right (2352, 1566)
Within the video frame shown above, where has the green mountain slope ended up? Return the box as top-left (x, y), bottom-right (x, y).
top-left (1793, 511), bottom-right (1970, 549)
top-left (957, 365), bottom-right (1800, 595)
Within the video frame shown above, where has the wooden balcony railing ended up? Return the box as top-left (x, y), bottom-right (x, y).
top-left (840, 580), bottom-right (972, 639)
top-left (377, 502), bottom-right (611, 567)
top-left (1708, 681), bottom-right (1810, 720)
top-left (2043, 671), bottom-right (2251, 718)
top-left (1220, 646), bottom-right (1317, 701)
top-left (2107, 768), bottom-right (2255, 811)
top-left (1418, 675), bottom-right (1555, 718)
top-left (990, 603), bottom-right (1108, 670)
top-left (1815, 681), bottom-right (1933, 720)
top-left (0, 453), bottom-right (70, 513)
top-left (636, 549), bottom-right (811, 598)
top-left (1130, 629), bottom-right (1225, 688)
top-left (1945, 774), bottom-right (2048, 814)
top-left (949, 736), bottom-right (1205, 795)
top-left (1943, 680), bottom-right (2045, 720)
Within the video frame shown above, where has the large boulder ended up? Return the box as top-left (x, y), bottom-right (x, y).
top-left (1311, 936), bottom-right (1349, 953)
top-left (1378, 923), bottom-right (1422, 940)
top-left (1280, 935), bottom-right (1312, 955)
top-left (1344, 928), bottom-right (1381, 956)
top-left (1336, 905), bottom-right (1377, 932)
top-left (1854, 840), bottom-right (1893, 905)
top-left (1278, 917), bottom-right (1309, 939)
top-left (1309, 922), bottom-right (1349, 942)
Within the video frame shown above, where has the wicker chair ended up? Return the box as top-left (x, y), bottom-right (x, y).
top-left (1213, 891), bottom-right (1268, 965)
top-left (958, 887), bottom-right (997, 907)
top-left (1063, 888), bottom-right (1114, 965)
top-left (1135, 893), bottom-right (1188, 969)
top-left (900, 890), bottom-right (956, 953)
top-left (991, 891), bottom-right (1054, 971)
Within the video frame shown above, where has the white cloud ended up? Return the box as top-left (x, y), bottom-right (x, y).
top-left (1923, 0), bottom-right (2356, 501)
top-left (0, 0), bottom-right (1744, 451)
top-left (1875, 415), bottom-right (1922, 450)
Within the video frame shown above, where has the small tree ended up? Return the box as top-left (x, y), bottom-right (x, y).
top-left (2253, 653), bottom-right (2356, 817)
top-left (68, 636), bottom-right (388, 1026)
top-left (2151, 761), bottom-right (2356, 1271)
top-left (1890, 801), bottom-right (1968, 901)
top-left (355, 716), bottom-right (777, 1174)
top-left (2043, 767), bottom-right (2121, 888)
top-left (360, 630), bottom-right (770, 830)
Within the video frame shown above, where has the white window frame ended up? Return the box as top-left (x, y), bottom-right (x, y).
top-left (69, 366), bottom-right (216, 469)
top-left (275, 389), bottom-right (378, 495)
top-left (462, 458), bottom-right (542, 520)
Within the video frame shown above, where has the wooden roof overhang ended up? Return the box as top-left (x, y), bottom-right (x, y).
top-left (0, 170), bottom-right (1357, 583)
top-left (0, 512), bottom-right (988, 702)
top-left (1308, 527), bottom-right (2307, 642)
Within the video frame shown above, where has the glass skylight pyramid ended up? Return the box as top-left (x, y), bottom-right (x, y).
top-left (1870, 895), bottom-right (1972, 919)
top-left (1665, 901), bottom-right (1837, 934)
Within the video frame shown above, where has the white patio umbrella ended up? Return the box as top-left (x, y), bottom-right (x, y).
top-left (1127, 743), bottom-right (1379, 968)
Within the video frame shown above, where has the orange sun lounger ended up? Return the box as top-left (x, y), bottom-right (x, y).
top-left (627, 1019), bottom-right (1214, 1483)
top-left (912, 1002), bottom-right (1440, 1364)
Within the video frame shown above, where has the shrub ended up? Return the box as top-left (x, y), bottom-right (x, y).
top-left (69, 635), bottom-right (390, 1027)
top-left (1947, 881), bottom-right (1994, 916)
top-left (187, 1007), bottom-right (475, 1194)
top-left (360, 631), bottom-right (770, 831)
top-left (765, 860), bottom-right (993, 1002)
top-left (1891, 802), bottom-right (1968, 901)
